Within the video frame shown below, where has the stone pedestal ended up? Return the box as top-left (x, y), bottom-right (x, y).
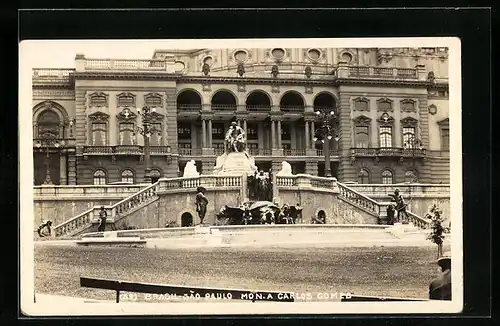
top-left (213, 152), bottom-right (257, 176)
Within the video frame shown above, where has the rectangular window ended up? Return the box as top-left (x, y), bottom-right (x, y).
top-left (441, 128), bottom-right (450, 150)
top-left (378, 101), bottom-right (392, 111)
top-left (92, 123), bottom-right (107, 146)
top-left (379, 126), bottom-right (392, 148)
top-left (355, 126), bottom-right (369, 148)
top-left (212, 123), bottom-right (225, 140)
top-left (177, 123), bottom-right (191, 140)
top-left (354, 100), bottom-right (368, 111)
top-left (145, 96), bottom-right (162, 107)
top-left (247, 123), bottom-right (258, 140)
top-left (118, 95), bottom-right (135, 107)
top-left (119, 123), bottom-right (135, 145)
top-left (90, 95), bottom-right (107, 107)
top-left (150, 123), bottom-right (162, 146)
top-left (403, 127), bottom-right (416, 147)
top-left (281, 124), bottom-right (291, 141)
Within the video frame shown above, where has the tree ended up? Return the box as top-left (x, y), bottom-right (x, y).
top-left (426, 204), bottom-right (445, 258)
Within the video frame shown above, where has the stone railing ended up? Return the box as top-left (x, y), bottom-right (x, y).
top-left (245, 105), bottom-right (271, 112)
top-left (82, 145), bottom-right (172, 155)
top-left (283, 149), bottom-right (306, 156)
top-left (178, 148), bottom-right (202, 156)
top-left (177, 104), bottom-right (202, 111)
top-left (34, 184), bottom-right (144, 198)
top-left (84, 59), bottom-right (169, 71)
top-left (406, 211), bottom-right (432, 229)
top-left (347, 66), bottom-right (418, 79)
top-left (280, 106), bottom-right (304, 112)
top-left (351, 147), bottom-right (426, 157)
top-left (345, 184), bottom-right (450, 198)
top-left (249, 148), bottom-right (272, 156)
top-left (54, 182), bottom-right (159, 237)
top-left (32, 69), bottom-right (75, 83)
top-left (158, 175), bottom-right (243, 192)
top-left (276, 175), bottom-right (338, 191)
top-left (337, 182), bottom-right (381, 217)
top-left (212, 104), bottom-right (237, 111)
top-left (316, 149), bottom-right (340, 157)
top-left (54, 207), bottom-right (94, 237)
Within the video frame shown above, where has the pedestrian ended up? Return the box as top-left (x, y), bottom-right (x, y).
top-left (429, 254), bottom-right (452, 300)
top-left (37, 220), bottom-right (53, 237)
top-left (97, 206), bottom-right (107, 232)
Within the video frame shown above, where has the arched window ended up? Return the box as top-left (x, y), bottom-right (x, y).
top-left (37, 110), bottom-right (60, 138)
top-left (381, 169), bottom-right (393, 184)
top-left (121, 169), bottom-right (134, 183)
top-left (358, 169), bottom-right (370, 184)
top-left (405, 170), bottom-right (418, 183)
top-left (93, 169), bottom-right (107, 185)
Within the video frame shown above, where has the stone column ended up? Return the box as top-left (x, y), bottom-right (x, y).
top-left (311, 121), bottom-right (315, 149)
top-left (243, 120), bottom-right (247, 134)
top-left (59, 152), bottom-right (67, 185)
top-left (305, 121), bottom-right (310, 149)
top-left (271, 120), bottom-right (276, 148)
top-left (33, 122), bottom-right (38, 138)
top-left (277, 120), bottom-right (282, 149)
top-left (208, 119), bottom-right (213, 148)
top-left (306, 161), bottom-right (319, 176)
top-left (201, 119), bottom-right (206, 148)
top-left (67, 151), bottom-right (77, 185)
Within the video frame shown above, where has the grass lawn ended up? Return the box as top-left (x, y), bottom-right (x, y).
top-left (34, 244), bottom-right (449, 302)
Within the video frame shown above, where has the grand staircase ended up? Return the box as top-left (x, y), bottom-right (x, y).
top-left (51, 178), bottom-right (431, 238)
top-left (53, 181), bottom-right (159, 237)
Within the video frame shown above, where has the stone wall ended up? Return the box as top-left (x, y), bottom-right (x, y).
top-left (279, 189), bottom-right (379, 224)
top-left (33, 199), bottom-right (115, 226)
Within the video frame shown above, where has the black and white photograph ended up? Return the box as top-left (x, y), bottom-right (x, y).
top-left (19, 38), bottom-right (463, 315)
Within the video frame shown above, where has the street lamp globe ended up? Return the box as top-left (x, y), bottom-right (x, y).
top-left (327, 135), bottom-right (333, 140)
top-left (151, 107), bottom-right (156, 112)
top-left (315, 110), bottom-right (321, 115)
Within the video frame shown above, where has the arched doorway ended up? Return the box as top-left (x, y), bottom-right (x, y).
top-left (317, 210), bottom-right (326, 224)
top-left (181, 212), bottom-right (194, 227)
top-left (34, 109), bottom-right (62, 185)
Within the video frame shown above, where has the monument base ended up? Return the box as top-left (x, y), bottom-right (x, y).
top-left (213, 151), bottom-right (258, 176)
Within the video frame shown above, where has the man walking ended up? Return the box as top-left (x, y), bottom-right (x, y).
top-left (97, 206), bottom-right (107, 232)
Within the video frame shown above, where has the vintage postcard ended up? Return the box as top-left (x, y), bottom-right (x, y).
top-left (19, 37), bottom-right (463, 316)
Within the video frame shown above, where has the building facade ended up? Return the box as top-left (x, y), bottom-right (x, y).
top-left (32, 47), bottom-right (450, 186)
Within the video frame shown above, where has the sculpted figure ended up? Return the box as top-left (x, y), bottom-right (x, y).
top-left (195, 186), bottom-right (209, 225)
top-left (224, 121), bottom-right (246, 153)
top-left (389, 189), bottom-right (408, 223)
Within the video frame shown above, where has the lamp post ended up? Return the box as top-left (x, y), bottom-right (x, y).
top-left (35, 136), bottom-right (60, 185)
top-left (135, 106), bottom-right (161, 183)
top-left (403, 135), bottom-right (423, 182)
top-left (313, 107), bottom-right (339, 177)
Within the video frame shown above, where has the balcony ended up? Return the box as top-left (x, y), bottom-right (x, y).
top-left (177, 104), bottom-right (202, 112)
top-left (84, 59), bottom-right (169, 72)
top-left (283, 149), bottom-right (306, 156)
top-left (82, 145), bottom-right (172, 156)
top-left (316, 149), bottom-right (341, 157)
top-left (280, 106), bottom-right (304, 113)
top-left (249, 148), bottom-right (272, 156)
top-left (246, 105), bottom-right (271, 112)
top-left (178, 148), bottom-right (202, 156)
top-left (212, 104), bottom-right (237, 111)
top-left (33, 138), bottom-right (76, 149)
top-left (351, 147), bottom-right (426, 158)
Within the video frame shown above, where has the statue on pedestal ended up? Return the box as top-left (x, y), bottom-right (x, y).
top-left (195, 186), bottom-right (208, 225)
top-left (388, 189), bottom-right (408, 223)
top-left (224, 121), bottom-right (246, 153)
top-left (183, 160), bottom-right (199, 177)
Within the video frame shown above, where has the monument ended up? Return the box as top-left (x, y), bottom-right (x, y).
top-left (213, 121), bottom-right (258, 176)
top-left (183, 160), bottom-right (200, 177)
top-left (276, 161), bottom-right (293, 176)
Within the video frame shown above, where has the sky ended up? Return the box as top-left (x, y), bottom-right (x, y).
top-left (19, 38), bottom-right (457, 69)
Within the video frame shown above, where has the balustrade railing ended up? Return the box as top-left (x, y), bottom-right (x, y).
top-left (53, 182), bottom-right (160, 237)
top-left (276, 176), bottom-right (297, 187)
top-left (215, 175), bottom-right (242, 187)
top-left (310, 176), bottom-right (337, 190)
top-left (337, 182), bottom-right (380, 216)
top-left (407, 211), bottom-right (431, 229)
top-left (114, 145), bottom-right (142, 154)
top-left (178, 148), bottom-right (202, 156)
top-left (316, 149), bottom-right (340, 157)
top-left (84, 59), bottom-right (168, 71)
top-left (351, 147), bottom-right (426, 157)
top-left (54, 208), bottom-right (94, 237)
top-left (177, 104), bottom-right (202, 111)
top-left (283, 149), bottom-right (306, 156)
top-left (280, 106), bottom-right (304, 112)
top-left (347, 66), bottom-right (418, 80)
top-left (245, 105), bottom-right (271, 111)
top-left (82, 145), bottom-right (172, 155)
top-left (214, 148), bottom-right (225, 156)
top-left (32, 69), bottom-right (74, 83)
top-left (212, 104), bottom-right (237, 111)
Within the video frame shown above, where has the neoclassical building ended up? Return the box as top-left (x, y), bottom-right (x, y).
top-left (32, 47), bottom-right (450, 185)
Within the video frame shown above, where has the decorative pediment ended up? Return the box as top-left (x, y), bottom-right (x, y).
top-left (88, 92), bottom-right (108, 107)
top-left (401, 116), bottom-right (419, 127)
top-left (400, 99), bottom-right (417, 112)
top-left (116, 92), bottom-right (136, 107)
top-left (352, 115), bottom-right (372, 125)
top-left (148, 111), bottom-right (165, 122)
top-left (353, 97), bottom-right (370, 111)
top-left (88, 111), bottom-right (110, 122)
top-left (144, 93), bottom-right (164, 107)
top-left (377, 112), bottom-right (394, 124)
top-left (116, 108), bottom-right (137, 122)
top-left (376, 97), bottom-right (393, 111)
top-left (437, 118), bottom-right (449, 127)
